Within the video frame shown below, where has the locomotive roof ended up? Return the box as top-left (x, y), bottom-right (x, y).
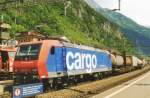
top-left (17, 39), bottom-right (110, 54)
top-left (62, 42), bottom-right (109, 54)
top-left (18, 40), bottom-right (43, 45)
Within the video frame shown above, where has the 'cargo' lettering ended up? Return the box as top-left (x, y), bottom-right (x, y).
top-left (66, 51), bottom-right (97, 73)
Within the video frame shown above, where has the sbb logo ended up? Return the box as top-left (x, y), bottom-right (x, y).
top-left (66, 51), bottom-right (97, 73)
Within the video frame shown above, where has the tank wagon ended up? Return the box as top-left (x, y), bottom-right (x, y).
top-left (110, 54), bottom-right (124, 66)
top-left (110, 53), bottom-right (145, 72)
top-left (126, 56), bottom-right (144, 68)
top-left (110, 53), bottom-right (125, 72)
top-left (13, 39), bottom-right (145, 88)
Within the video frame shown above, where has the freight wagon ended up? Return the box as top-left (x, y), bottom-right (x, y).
top-left (110, 53), bottom-right (144, 73)
top-left (126, 55), bottom-right (144, 68)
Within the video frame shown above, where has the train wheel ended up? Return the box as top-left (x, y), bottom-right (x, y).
top-left (42, 78), bottom-right (51, 92)
top-left (52, 78), bottom-right (64, 90)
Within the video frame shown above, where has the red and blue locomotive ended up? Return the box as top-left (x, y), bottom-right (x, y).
top-left (13, 39), bottom-right (112, 87)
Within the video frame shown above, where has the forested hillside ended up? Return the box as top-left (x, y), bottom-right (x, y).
top-left (0, 0), bottom-right (135, 54)
top-left (85, 0), bottom-right (150, 56)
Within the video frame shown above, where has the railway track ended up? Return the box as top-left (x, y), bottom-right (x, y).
top-left (0, 66), bottom-right (148, 98)
top-left (36, 66), bottom-right (150, 98)
top-left (0, 71), bottom-right (134, 97)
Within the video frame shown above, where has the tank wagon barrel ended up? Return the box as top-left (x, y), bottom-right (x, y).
top-left (110, 52), bottom-right (146, 73)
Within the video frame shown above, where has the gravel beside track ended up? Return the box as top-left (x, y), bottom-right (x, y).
top-left (36, 66), bottom-right (150, 98)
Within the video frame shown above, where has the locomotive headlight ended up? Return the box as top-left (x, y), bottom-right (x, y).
top-left (14, 69), bottom-right (18, 72)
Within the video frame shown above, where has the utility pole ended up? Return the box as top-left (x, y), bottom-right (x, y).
top-left (64, 0), bottom-right (71, 16)
top-left (123, 40), bottom-right (127, 72)
top-left (1, 14), bottom-right (4, 23)
top-left (64, 0), bottom-right (67, 16)
top-left (112, 0), bottom-right (121, 11)
top-left (118, 0), bottom-right (121, 10)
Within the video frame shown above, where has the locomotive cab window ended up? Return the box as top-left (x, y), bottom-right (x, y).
top-left (15, 44), bottom-right (41, 60)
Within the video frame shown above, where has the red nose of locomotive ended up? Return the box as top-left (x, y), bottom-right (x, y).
top-left (13, 43), bottom-right (41, 73)
top-left (13, 60), bottom-right (38, 73)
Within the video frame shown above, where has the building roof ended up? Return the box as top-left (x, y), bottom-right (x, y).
top-left (0, 23), bottom-right (11, 29)
top-left (16, 31), bottom-right (45, 38)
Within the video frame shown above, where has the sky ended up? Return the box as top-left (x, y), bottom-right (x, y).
top-left (94, 0), bottom-right (150, 26)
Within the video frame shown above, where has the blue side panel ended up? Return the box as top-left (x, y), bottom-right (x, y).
top-left (96, 52), bottom-right (112, 68)
top-left (64, 47), bottom-right (112, 73)
top-left (46, 46), bottom-right (112, 75)
top-left (55, 47), bottom-right (65, 72)
top-left (46, 47), bottom-right (65, 73)
top-left (46, 50), bottom-right (56, 72)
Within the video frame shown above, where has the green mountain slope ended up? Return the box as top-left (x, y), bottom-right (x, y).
top-left (99, 9), bottom-right (150, 56)
top-left (85, 0), bottom-right (150, 56)
top-left (99, 9), bottom-right (150, 38)
top-left (1, 0), bottom-right (135, 54)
